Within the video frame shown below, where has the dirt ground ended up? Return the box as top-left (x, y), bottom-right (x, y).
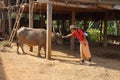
top-left (0, 43), bottom-right (120, 80)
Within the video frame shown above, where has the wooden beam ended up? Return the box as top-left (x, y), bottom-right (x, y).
top-left (52, 1), bottom-right (97, 9)
top-left (46, 1), bottom-right (52, 59)
top-left (70, 10), bottom-right (75, 51)
top-left (100, 0), bottom-right (120, 5)
top-left (36, 1), bottom-right (97, 9)
top-left (59, 0), bottom-right (98, 4)
top-left (37, 0), bottom-right (48, 3)
top-left (37, 0), bottom-right (120, 5)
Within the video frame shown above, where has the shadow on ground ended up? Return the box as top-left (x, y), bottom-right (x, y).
top-left (52, 44), bottom-right (120, 71)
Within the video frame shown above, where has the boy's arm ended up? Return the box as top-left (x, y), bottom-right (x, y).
top-left (62, 33), bottom-right (72, 38)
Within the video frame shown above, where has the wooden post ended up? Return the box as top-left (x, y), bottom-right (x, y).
top-left (57, 20), bottom-right (59, 28)
top-left (29, 0), bottom-right (33, 28)
top-left (16, 0), bottom-right (20, 29)
top-left (29, 0), bottom-right (33, 52)
top-left (46, 1), bottom-right (52, 59)
top-left (1, 12), bottom-right (5, 36)
top-left (100, 20), bottom-right (103, 42)
top-left (40, 13), bottom-right (44, 28)
top-left (0, 18), bottom-right (1, 34)
top-left (62, 20), bottom-right (66, 34)
top-left (24, 12), bottom-right (28, 25)
top-left (8, 7), bottom-right (12, 35)
top-left (70, 10), bottom-right (75, 51)
top-left (84, 20), bottom-right (88, 31)
top-left (116, 21), bottom-right (120, 36)
top-left (16, 0), bottom-right (20, 5)
top-left (103, 13), bottom-right (108, 47)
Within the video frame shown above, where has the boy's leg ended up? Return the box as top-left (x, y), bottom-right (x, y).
top-left (80, 43), bottom-right (85, 64)
top-left (88, 58), bottom-right (92, 65)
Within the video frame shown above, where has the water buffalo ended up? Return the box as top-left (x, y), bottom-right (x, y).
top-left (16, 27), bottom-right (63, 57)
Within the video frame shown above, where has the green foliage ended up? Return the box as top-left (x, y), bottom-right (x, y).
top-left (0, 41), bottom-right (11, 47)
top-left (107, 21), bottom-right (117, 35)
top-left (76, 21), bottom-right (84, 29)
top-left (87, 28), bottom-right (100, 42)
top-left (11, 12), bottom-right (25, 19)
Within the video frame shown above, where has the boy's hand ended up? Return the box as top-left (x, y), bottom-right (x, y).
top-left (62, 36), bottom-right (66, 38)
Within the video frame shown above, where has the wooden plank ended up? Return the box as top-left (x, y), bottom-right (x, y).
top-left (97, 4), bottom-right (113, 9)
top-left (36, 0), bottom-right (97, 9)
top-left (46, 1), bottom-right (52, 59)
top-left (37, 0), bottom-right (120, 5)
top-left (52, 1), bottom-right (97, 9)
top-left (54, 0), bottom-right (98, 4)
top-left (100, 0), bottom-right (120, 5)
top-left (37, 0), bottom-right (48, 3)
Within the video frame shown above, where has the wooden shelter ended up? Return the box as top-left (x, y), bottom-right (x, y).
top-left (0, 0), bottom-right (120, 59)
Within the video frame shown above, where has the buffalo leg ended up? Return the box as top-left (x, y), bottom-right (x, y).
top-left (43, 44), bottom-right (46, 58)
top-left (30, 46), bottom-right (33, 52)
top-left (38, 45), bottom-right (42, 57)
top-left (17, 42), bottom-right (20, 54)
top-left (20, 43), bottom-right (26, 54)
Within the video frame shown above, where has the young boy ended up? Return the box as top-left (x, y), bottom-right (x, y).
top-left (62, 25), bottom-right (92, 65)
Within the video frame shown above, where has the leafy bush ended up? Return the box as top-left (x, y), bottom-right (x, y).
top-left (87, 28), bottom-right (100, 42)
top-left (0, 41), bottom-right (11, 47)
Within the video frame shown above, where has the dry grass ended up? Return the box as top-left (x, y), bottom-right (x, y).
top-left (0, 43), bottom-right (120, 80)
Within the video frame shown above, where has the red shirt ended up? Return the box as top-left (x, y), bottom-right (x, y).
top-left (71, 29), bottom-right (84, 41)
